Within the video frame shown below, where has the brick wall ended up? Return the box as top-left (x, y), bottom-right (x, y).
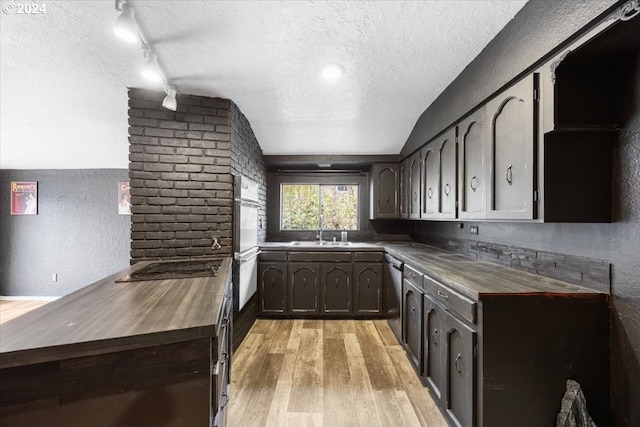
top-left (128, 89), bottom-right (263, 262)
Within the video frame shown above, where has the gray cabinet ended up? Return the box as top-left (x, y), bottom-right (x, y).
top-left (354, 263), bottom-right (382, 315)
top-left (370, 163), bottom-right (400, 219)
top-left (421, 144), bottom-right (438, 219)
top-left (486, 74), bottom-right (536, 220)
top-left (458, 107), bottom-right (486, 219)
top-left (408, 151), bottom-right (421, 219)
top-left (289, 262), bottom-right (320, 314)
top-left (322, 264), bottom-right (352, 314)
top-left (437, 128), bottom-right (457, 218)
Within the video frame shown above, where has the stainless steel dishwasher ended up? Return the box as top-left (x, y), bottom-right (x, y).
top-left (384, 254), bottom-right (403, 342)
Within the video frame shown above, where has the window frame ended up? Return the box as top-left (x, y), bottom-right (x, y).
top-left (266, 171), bottom-right (372, 242)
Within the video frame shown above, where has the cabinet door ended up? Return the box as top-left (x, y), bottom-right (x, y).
top-left (402, 279), bottom-right (423, 374)
top-left (322, 264), bottom-right (352, 314)
top-left (354, 263), bottom-right (382, 315)
top-left (408, 152), bottom-right (422, 219)
top-left (438, 128), bottom-right (457, 218)
top-left (289, 263), bottom-right (320, 314)
top-left (423, 294), bottom-right (445, 404)
top-left (458, 108), bottom-right (486, 219)
top-left (445, 314), bottom-right (476, 427)
top-left (421, 144), bottom-right (438, 218)
top-left (399, 158), bottom-right (410, 219)
top-left (259, 262), bottom-right (287, 315)
top-left (371, 163), bottom-right (399, 219)
top-left (486, 74), bottom-right (536, 220)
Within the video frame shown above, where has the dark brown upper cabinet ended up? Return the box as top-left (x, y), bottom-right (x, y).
top-left (421, 144), bottom-right (438, 219)
top-left (486, 74), bottom-right (536, 220)
top-left (457, 107), bottom-right (486, 220)
top-left (436, 128), bottom-right (457, 219)
top-left (399, 157), bottom-right (410, 219)
top-left (370, 163), bottom-right (400, 219)
top-left (408, 151), bottom-right (422, 219)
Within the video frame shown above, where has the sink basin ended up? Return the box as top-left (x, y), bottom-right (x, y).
top-left (288, 241), bottom-right (352, 247)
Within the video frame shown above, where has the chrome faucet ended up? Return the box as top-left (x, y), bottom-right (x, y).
top-left (316, 228), bottom-right (324, 242)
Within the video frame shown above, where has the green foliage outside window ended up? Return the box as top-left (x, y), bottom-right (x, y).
top-left (281, 184), bottom-right (358, 230)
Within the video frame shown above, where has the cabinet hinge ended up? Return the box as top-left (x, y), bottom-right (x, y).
top-left (473, 345), bottom-right (477, 358)
top-left (534, 190), bottom-right (539, 202)
top-left (533, 89), bottom-right (540, 102)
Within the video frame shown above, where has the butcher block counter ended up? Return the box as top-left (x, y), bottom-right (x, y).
top-left (0, 257), bottom-right (232, 427)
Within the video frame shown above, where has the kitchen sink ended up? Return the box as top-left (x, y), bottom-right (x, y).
top-left (115, 259), bottom-right (223, 282)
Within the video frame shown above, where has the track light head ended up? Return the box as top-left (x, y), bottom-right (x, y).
top-left (114, 3), bottom-right (139, 44)
top-left (162, 87), bottom-right (177, 111)
top-left (141, 52), bottom-right (163, 83)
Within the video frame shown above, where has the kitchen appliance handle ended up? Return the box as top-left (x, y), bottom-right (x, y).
top-left (236, 250), bottom-right (262, 262)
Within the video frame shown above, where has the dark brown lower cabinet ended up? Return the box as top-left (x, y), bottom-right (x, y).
top-left (354, 263), bottom-right (382, 315)
top-left (423, 294), bottom-right (445, 403)
top-left (258, 262), bottom-right (287, 315)
top-left (322, 264), bottom-right (352, 314)
top-left (445, 311), bottom-right (476, 427)
top-left (402, 278), bottom-right (423, 374)
top-left (289, 262), bottom-right (320, 314)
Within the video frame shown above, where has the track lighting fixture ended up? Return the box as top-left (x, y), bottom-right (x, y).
top-left (141, 51), bottom-right (163, 83)
top-left (113, 1), bottom-right (138, 43)
top-left (162, 87), bottom-right (177, 111)
top-left (114, 0), bottom-right (177, 110)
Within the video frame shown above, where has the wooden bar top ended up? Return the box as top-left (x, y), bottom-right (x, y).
top-left (0, 257), bottom-right (231, 369)
top-left (381, 242), bottom-right (604, 300)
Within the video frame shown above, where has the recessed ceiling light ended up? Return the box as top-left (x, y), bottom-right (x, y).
top-left (321, 64), bottom-right (344, 80)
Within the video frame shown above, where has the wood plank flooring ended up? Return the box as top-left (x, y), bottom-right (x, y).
top-left (0, 300), bottom-right (49, 324)
top-left (228, 319), bottom-right (447, 427)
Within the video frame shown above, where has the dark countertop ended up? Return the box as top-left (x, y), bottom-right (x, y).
top-left (381, 242), bottom-right (602, 300)
top-left (261, 241), bottom-right (603, 300)
top-left (0, 257), bottom-right (231, 369)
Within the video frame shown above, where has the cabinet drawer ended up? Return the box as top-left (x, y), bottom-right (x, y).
top-left (289, 251), bottom-right (352, 262)
top-left (423, 275), bottom-right (476, 324)
top-left (404, 264), bottom-right (423, 289)
top-left (259, 251), bottom-right (287, 261)
top-left (354, 251), bottom-right (383, 262)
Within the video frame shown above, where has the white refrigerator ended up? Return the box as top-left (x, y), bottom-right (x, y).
top-left (233, 175), bottom-right (260, 313)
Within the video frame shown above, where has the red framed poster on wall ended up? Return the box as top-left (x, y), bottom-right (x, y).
top-left (11, 182), bottom-right (38, 215)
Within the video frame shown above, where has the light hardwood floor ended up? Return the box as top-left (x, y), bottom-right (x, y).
top-left (0, 299), bottom-right (49, 324)
top-left (228, 319), bottom-right (447, 427)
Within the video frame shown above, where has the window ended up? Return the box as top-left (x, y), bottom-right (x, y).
top-left (281, 184), bottom-right (359, 230)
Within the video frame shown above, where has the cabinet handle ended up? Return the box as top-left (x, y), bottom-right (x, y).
top-left (385, 194), bottom-right (390, 204)
top-left (221, 351), bottom-right (229, 363)
top-left (470, 176), bottom-right (477, 192)
top-left (367, 278), bottom-right (370, 289)
top-left (220, 318), bottom-right (230, 328)
top-left (220, 392), bottom-right (229, 409)
top-left (413, 191), bottom-right (417, 202)
top-left (432, 329), bottom-right (439, 346)
top-left (505, 165), bottom-right (513, 186)
top-left (303, 277), bottom-right (306, 286)
top-left (271, 277), bottom-right (275, 287)
top-left (335, 278), bottom-right (339, 288)
top-left (444, 183), bottom-right (450, 196)
top-left (437, 290), bottom-right (449, 300)
top-left (410, 307), bottom-right (416, 321)
top-left (427, 188), bottom-right (433, 199)
top-left (455, 353), bottom-right (463, 374)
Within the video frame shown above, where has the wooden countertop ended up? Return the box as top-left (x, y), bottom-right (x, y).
top-left (381, 242), bottom-right (604, 300)
top-left (0, 257), bottom-right (231, 369)
top-left (260, 241), bottom-right (382, 251)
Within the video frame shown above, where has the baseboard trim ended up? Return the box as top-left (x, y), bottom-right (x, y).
top-left (0, 296), bottom-right (60, 301)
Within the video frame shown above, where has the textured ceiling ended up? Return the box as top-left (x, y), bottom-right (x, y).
top-left (0, 0), bottom-right (527, 169)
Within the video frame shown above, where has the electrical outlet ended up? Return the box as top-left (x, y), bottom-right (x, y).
top-left (470, 226), bottom-right (479, 235)
top-left (52, 273), bottom-right (57, 282)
